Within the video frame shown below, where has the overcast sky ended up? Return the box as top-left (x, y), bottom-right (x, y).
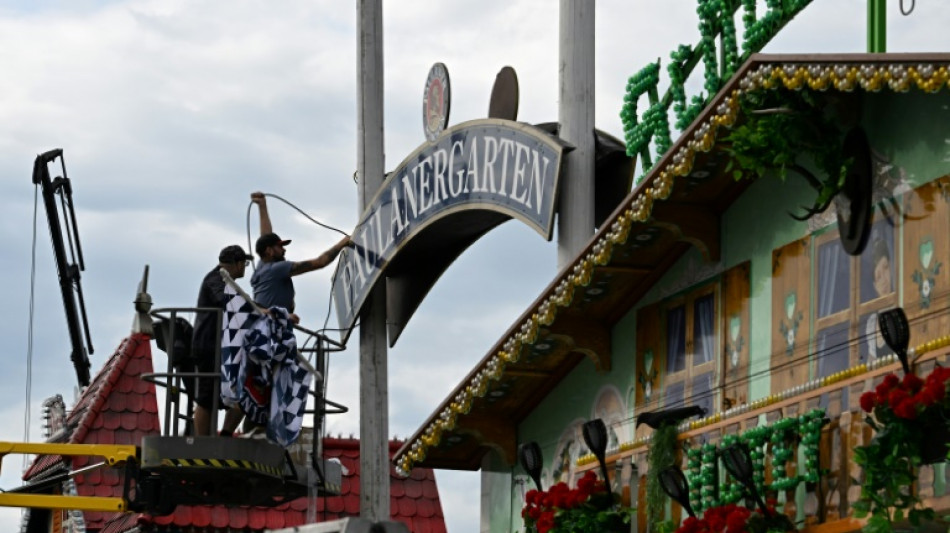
top-left (1, 1), bottom-right (948, 531)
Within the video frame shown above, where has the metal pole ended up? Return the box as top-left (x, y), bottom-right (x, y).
top-left (357, 0), bottom-right (389, 522)
top-left (868, 0), bottom-right (886, 53)
top-left (557, 0), bottom-right (596, 269)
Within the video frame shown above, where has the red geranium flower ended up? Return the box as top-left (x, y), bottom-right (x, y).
top-left (860, 391), bottom-right (877, 412)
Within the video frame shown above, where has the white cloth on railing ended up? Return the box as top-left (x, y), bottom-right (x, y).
top-left (220, 284), bottom-right (311, 446)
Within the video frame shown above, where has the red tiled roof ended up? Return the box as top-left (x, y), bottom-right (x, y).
top-left (23, 333), bottom-right (160, 531)
top-left (26, 332), bottom-right (447, 533)
top-left (102, 438), bottom-right (448, 533)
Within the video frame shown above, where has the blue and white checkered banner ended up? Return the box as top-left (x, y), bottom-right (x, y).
top-left (221, 285), bottom-right (311, 446)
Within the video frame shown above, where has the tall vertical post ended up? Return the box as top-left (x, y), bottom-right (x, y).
top-left (867, 0), bottom-right (886, 53)
top-left (357, 0), bottom-right (389, 522)
top-left (557, 0), bottom-right (596, 269)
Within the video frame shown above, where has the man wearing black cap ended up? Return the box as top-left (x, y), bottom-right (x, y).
top-left (192, 244), bottom-right (253, 436)
top-left (250, 192), bottom-right (350, 317)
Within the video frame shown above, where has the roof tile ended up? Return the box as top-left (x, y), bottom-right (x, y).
top-left (343, 493), bottom-right (360, 515)
top-left (103, 412), bottom-right (121, 431)
top-left (178, 505), bottom-right (196, 526)
top-left (327, 495), bottom-right (345, 514)
top-left (247, 506), bottom-right (267, 530)
top-left (266, 508), bottom-right (285, 530)
top-left (230, 506), bottom-right (249, 529)
top-left (404, 477), bottom-right (423, 499)
top-left (398, 496), bottom-right (417, 518)
top-left (391, 479), bottom-right (405, 498)
top-left (423, 478), bottom-right (439, 499)
top-left (418, 498), bottom-right (435, 518)
top-left (212, 505), bottom-right (232, 528)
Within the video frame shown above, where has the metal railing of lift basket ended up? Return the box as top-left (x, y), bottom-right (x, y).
top-left (139, 272), bottom-right (350, 479)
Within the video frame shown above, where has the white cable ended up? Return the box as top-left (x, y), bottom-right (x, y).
top-left (23, 185), bottom-right (39, 466)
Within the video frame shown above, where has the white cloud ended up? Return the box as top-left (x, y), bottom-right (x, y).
top-left (1, 2), bottom-right (949, 533)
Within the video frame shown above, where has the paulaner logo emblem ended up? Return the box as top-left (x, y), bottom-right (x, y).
top-left (423, 62), bottom-right (451, 142)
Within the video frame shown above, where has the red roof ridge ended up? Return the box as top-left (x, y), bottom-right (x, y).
top-left (23, 334), bottom-right (152, 480)
top-left (322, 436), bottom-right (406, 452)
top-left (71, 334), bottom-right (149, 446)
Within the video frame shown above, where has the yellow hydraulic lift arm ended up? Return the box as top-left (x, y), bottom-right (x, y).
top-left (0, 442), bottom-right (138, 512)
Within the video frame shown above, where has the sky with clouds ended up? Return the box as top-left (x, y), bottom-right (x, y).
top-left (0, 1), bottom-right (948, 531)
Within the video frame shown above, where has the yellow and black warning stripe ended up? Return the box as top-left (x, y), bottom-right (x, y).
top-left (159, 457), bottom-right (283, 477)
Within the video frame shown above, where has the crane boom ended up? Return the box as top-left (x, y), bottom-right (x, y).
top-left (32, 149), bottom-right (93, 386)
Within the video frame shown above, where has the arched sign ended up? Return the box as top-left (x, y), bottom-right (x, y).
top-left (334, 118), bottom-right (568, 343)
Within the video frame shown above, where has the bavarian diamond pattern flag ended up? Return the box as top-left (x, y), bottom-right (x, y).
top-left (221, 284), bottom-right (311, 446)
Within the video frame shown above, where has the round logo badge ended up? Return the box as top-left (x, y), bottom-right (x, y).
top-left (423, 62), bottom-right (451, 142)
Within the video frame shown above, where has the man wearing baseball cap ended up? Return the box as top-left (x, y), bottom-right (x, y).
top-left (192, 244), bottom-right (254, 436)
top-left (250, 192), bottom-right (350, 316)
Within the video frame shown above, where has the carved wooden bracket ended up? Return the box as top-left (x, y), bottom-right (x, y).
top-left (650, 202), bottom-right (721, 262)
top-left (459, 414), bottom-right (518, 466)
top-left (546, 309), bottom-right (612, 373)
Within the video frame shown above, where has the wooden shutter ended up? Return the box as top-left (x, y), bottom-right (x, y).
top-left (771, 238), bottom-right (811, 392)
top-left (902, 175), bottom-right (950, 343)
top-left (721, 261), bottom-right (750, 409)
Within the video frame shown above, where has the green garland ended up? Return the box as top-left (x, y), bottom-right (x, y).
top-left (719, 434), bottom-right (744, 505)
top-left (800, 410), bottom-right (823, 483)
top-left (621, 0), bottom-right (815, 184)
top-left (680, 410), bottom-right (827, 518)
top-left (646, 424), bottom-right (680, 525)
top-left (741, 426), bottom-right (770, 496)
top-left (700, 443), bottom-right (719, 510)
top-left (686, 444), bottom-right (704, 512)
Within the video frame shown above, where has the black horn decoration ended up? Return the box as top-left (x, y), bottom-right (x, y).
top-left (659, 466), bottom-right (696, 518)
top-left (720, 443), bottom-right (770, 516)
top-left (582, 419), bottom-right (613, 499)
top-left (636, 405), bottom-right (706, 429)
top-left (519, 441), bottom-right (544, 491)
top-left (879, 307), bottom-right (911, 375)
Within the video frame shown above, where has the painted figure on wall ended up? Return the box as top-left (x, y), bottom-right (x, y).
top-left (912, 237), bottom-right (941, 309)
top-left (860, 310), bottom-right (893, 362)
top-left (551, 424), bottom-right (580, 485)
top-left (778, 292), bottom-right (803, 355)
top-left (860, 221), bottom-right (895, 303)
top-left (726, 314), bottom-right (744, 374)
top-left (593, 386), bottom-right (627, 452)
top-left (638, 349), bottom-right (658, 401)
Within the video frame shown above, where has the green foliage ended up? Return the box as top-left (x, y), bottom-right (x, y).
top-left (546, 494), bottom-right (633, 533)
top-left (646, 424), bottom-right (680, 525)
top-left (721, 88), bottom-right (849, 218)
top-left (521, 471), bottom-right (633, 533)
top-left (854, 371), bottom-right (949, 533)
top-left (853, 417), bottom-right (937, 533)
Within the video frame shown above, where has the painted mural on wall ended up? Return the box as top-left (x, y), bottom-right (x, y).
top-left (549, 421), bottom-right (583, 486)
top-left (778, 292), bottom-right (803, 356)
top-left (592, 386), bottom-right (628, 452)
top-left (911, 236), bottom-right (941, 309)
top-left (637, 349), bottom-right (658, 402)
top-left (726, 315), bottom-right (744, 373)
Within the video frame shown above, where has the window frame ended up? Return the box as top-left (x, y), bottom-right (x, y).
top-left (661, 282), bottom-right (719, 412)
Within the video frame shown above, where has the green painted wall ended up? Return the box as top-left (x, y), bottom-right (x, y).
top-left (501, 90), bottom-right (950, 532)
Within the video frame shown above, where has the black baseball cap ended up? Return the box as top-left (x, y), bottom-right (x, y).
top-left (256, 233), bottom-right (292, 256)
top-left (219, 245), bottom-right (253, 263)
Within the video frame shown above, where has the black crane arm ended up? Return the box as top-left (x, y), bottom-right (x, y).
top-left (32, 149), bottom-right (93, 387)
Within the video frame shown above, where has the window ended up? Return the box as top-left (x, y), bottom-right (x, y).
top-left (813, 213), bottom-right (897, 407)
top-left (663, 285), bottom-right (718, 416)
